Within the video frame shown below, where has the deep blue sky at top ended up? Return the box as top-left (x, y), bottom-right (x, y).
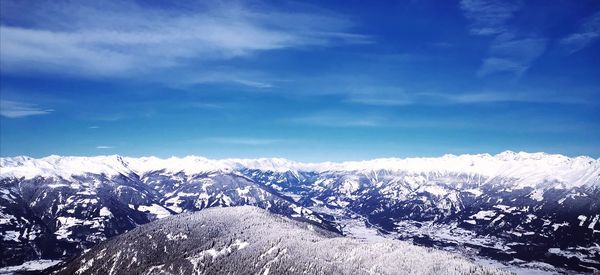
top-left (0, 0), bottom-right (599, 161)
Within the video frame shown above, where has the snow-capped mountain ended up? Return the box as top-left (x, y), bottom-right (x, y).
top-left (2, 151), bottom-right (598, 188)
top-left (0, 158), bottom-right (334, 268)
top-left (1, 151), bottom-right (599, 273)
top-left (54, 206), bottom-right (511, 275)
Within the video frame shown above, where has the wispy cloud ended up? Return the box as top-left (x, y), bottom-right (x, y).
top-left (560, 11), bottom-right (600, 54)
top-left (0, 1), bottom-right (370, 77)
top-left (88, 126), bottom-right (99, 129)
top-left (345, 87), bottom-right (591, 106)
top-left (290, 110), bottom-right (597, 134)
top-left (345, 88), bottom-right (413, 106)
top-left (204, 137), bottom-right (283, 145)
top-left (460, 0), bottom-right (547, 77)
top-left (290, 111), bottom-right (482, 129)
top-left (478, 35), bottom-right (547, 77)
top-left (291, 112), bottom-right (386, 127)
top-left (96, 146), bottom-right (114, 149)
top-left (159, 69), bottom-right (277, 89)
top-left (0, 100), bottom-right (54, 118)
top-left (232, 79), bottom-right (273, 89)
top-left (460, 0), bottom-right (520, 36)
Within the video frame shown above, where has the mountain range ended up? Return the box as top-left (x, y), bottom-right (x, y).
top-left (1, 151), bottom-right (599, 273)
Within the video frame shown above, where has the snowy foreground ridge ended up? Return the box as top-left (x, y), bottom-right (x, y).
top-left (1, 151), bottom-right (599, 188)
top-left (56, 206), bottom-right (512, 275)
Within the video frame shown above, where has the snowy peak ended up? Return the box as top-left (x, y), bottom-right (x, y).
top-left (0, 155), bottom-right (132, 180)
top-left (316, 151), bottom-right (599, 188)
top-left (1, 152), bottom-right (598, 188)
top-left (123, 156), bottom-right (232, 176)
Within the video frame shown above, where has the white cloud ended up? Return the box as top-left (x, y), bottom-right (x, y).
top-left (344, 87), bottom-right (590, 106)
top-left (290, 110), bottom-right (596, 133)
top-left (0, 1), bottom-right (370, 77)
top-left (459, 1), bottom-right (548, 77)
top-left (232, 79), bottom-right (273, 89)
top-left (477, 57), bottom-right (526, 77)
top-left (477, 35), bottom-right (546, 77)
top-left (460, 0), bottom-right (520, 36)
top-left (488, 35), bottom-right (547, 60)
top-left (291, 113), bottom-right (385, 127)
top-left (560, 11), bottom-right (600, 54)
top-left (158, 69), bottom-right (277, 89)
top-left (0, 100), bottom-right (53, 118)
top-left (345, 88), bottom-right (414, 106)
top-left (96, 146), bottom-right (113, 149)
top-left (204, 137), bottom-right (283, 145)
top-left (290, 112), bottom-right (479, 129)
top-left (436, 91), bottom-right (591, 105)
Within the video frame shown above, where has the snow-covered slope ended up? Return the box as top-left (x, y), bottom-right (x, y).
top-left (0, 155), bottom-right (133, 180)
top-left (329, 151), bottom-right (599, 188)
top-left (2, 151), bottom-right (598, 188)
top-left (0, 166), bottom-right (333, 267)
top-left (55, 206), bottom-right (512, 275)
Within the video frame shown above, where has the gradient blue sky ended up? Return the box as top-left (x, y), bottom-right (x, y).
top-left (1, 0), bottom-right (599, 161)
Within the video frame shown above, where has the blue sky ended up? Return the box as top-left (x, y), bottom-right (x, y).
top-left (1, 0), bottom-right (599, 161)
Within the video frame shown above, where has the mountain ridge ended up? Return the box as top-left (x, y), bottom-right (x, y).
top-left (2, 151), bottom-right (598, 189)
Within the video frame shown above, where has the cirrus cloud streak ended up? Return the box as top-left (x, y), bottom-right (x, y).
top-left (0, 1), bottom-right (370, 77)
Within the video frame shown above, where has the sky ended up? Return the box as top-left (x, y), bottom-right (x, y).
top-left (0, 0), bottom-right (599, 161)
